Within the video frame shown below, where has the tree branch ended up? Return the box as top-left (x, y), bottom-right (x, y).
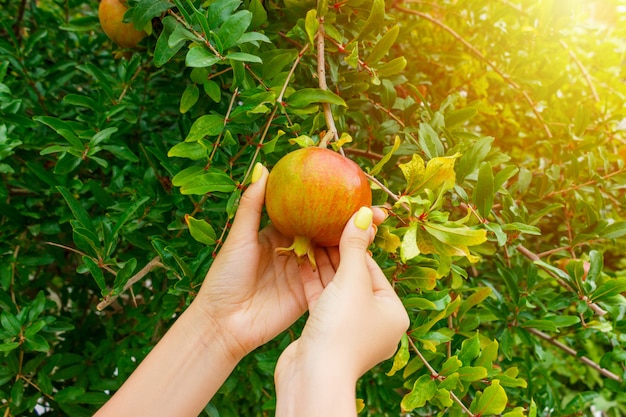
top-left (527, 327), bottom-right (622, 383)
top-left (559, 39), bottom-right (600, 103)
top-left (407, 336), bottom-right (475, 416)
top-left (97, 256), bottom-right (163, 311)
top-left (516, 245), bottom-right (607, 316)
top-left (316, 15), bottom-right (340, 148)
top-left (395, 3), bottom-right (553, 139)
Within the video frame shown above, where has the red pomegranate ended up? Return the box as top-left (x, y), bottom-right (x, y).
top-left (265, 147), bottom-right (372, 269)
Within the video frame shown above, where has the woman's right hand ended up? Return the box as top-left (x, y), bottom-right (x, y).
top-left (275, 207), bottom-right (410, 417)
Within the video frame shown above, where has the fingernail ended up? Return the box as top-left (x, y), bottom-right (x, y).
top-left (251, 162), bottom-right (263, 183)
top-left (354, 207), bottom-right (373, 230)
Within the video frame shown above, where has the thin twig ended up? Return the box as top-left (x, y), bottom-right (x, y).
top-left (527, 328), bottom-right (622, 382)
top-left (316, 16), bottom-right (340, 147)
top-left (516, 245), bottom-right (607, 316)
top-left (559, 39), bottom-right (600, 103)
top-left (395, 4), bottom-right (553, 138)
top-left (407, 335), bottom-right (475, 416)
top-left (97, 256), bottom-right (163, 311)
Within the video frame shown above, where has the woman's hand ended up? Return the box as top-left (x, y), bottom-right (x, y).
top-left (189, 164), bottom-right (309, 360)
top-left (275, 207), bottom-right (410, 417)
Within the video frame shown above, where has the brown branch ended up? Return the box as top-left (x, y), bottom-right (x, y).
top-left (559, 39), bottom-right (600, 103)
top-left (527, 328), bottom-right (622, 383)
top-left (516, 245), bottom-right (607, 316)
top-left (96, 256), bottom-right (163, 311)
top-left (407, 335), bottom-right (476, 416)
top-left (316, 16), bottom-right (340, 147)
top-left (544, 167), bottom-right (625, 198)
top-left (395, 4), bottom-right (553, 138)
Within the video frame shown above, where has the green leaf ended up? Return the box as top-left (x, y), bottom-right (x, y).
top-left (186, 114), bottom-right (225, 141)
top-left (473, 161), bottom-right (494, 217)
top-left (601, 221), bottom-right (626, 239)
top-left (446, 107), bottom-right (478, 127)
top-left (401, 222), bottom-right (419, 262)
top-left (458, 366), bottom-right (488, 381)
top-left (154, 16), bottom-right (186, 67)
top-left (458, 332), bottom-right (481, 364)
top-left (168, 141), bottom-right (208, 160)
top-left (57, 186), bottom-right (94, 230)
top-left (418, 122), bottom-right (444, 159)
top-left (305, 9), bottom-right (318, 46)
top-left (1, 312), bottom-right (22, 336)
top-left (400, 266), bottom-right (438, 290)
top-left (172, 166), bottom-right (205, 187)
top-left (386, 334), bottom-right (409, 376)
top-left (110, 196), bottom-right (150, 244)
top-left (186, 46), bottom-right (222, 68)
top-left (475, 340), bottom-right (499, 370)
top-left (130, 0), bottom-right (173, 31)
top-left (401, 374), bottom-right (437, 411)
top-left (458, 287), bottom-right (492, 320)
top-left (24, 334), bottom-right (50, 352)
top-left (249, 0), bottom-right (267, 29)
top-left (423, 222), bottom-right (487, 248)
top-left (367, 25), bottom-right (400, 65)
top-left (216, 10), bottom-right (252, 51)
top-left (185, 215), bottom-right (217, 245)
top-left (33, 116), bottom-right (83, 149)
top-left (473, 379), bottom-right (507, 416)
top-left (357, 0), bottom-right (385, 40)
top-left (0, 342), bottom-right (20, 352)
top-left (180, 170), bottom-right (237, 195)
top-left (113, 258), bottom-right (137, 290)
top-left (377, 57), bottom-right (407, 77)
top-left (207, 0), bottom-right (242, 28)
top-left (439, 356), bottom-right (462, 376)
top-left (204, 80), bottom-right (222, 102)
top-left (82, 256), bottom-right (106, 292)
top-left (180, 84), bottom-right (199, 114)
top-left (591, 278), bottom-right (626, 302)
top-left (90, 127), bottom-right (118, 146)
top-left (286, 88), bottom-right (347, 108)
top-left (226, 52), bottom-right (262, 63)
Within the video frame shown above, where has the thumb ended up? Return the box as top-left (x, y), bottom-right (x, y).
top-left (227, 163), bottom-right (268, 241)
top-left (335, 206), bottom-right (374, 285)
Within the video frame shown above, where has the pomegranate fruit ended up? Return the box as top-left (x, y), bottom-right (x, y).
top-left (98, 0), bottom-right (146, 49)
top-left (265, 147), bottom-right (372, 269)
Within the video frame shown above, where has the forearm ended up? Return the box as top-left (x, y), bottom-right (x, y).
top-left (275, 357), bottom-right (358, 417)
top-left (94, 303), bottom-right (242, 417)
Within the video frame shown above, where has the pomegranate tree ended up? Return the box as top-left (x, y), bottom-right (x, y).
top-left (265, 147), bottom-right (372, 268)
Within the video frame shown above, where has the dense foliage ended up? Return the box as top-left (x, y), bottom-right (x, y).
top-left (1, 0), bottom-right (625, 416)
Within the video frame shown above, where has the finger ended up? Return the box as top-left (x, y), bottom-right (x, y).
top-left (299, 259), bottom-right (325, 310)
top-left (365, 256), bottom-right (395, 295)
top-left (326, 247), bottom-right (340, 271)
top-left (372, 206), bottom-right (387, 226)
top-left (314, 247), bottom-right (337, 288)
top-left (227, 163), bottom-right (269, 242)
top-left (335, 207), bottom-right (374, 288)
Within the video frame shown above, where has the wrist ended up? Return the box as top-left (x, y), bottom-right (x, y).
top-left (185, 301), bottom-right (247, 365)
top-left (276, 348), bottom-right (358, 417)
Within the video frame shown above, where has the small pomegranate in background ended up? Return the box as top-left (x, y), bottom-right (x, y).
top-left (265, 147), bottom-right (372, 269)
top-left (98, 0), bottom-right (146, 49)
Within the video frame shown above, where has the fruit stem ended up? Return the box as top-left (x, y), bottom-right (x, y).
top-left (275, 235), bottom-right (317, 270)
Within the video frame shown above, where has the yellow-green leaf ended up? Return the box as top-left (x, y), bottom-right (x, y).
top-left (401, 374), bottom-right (436, 411)
top-left (386, 334), bottom-right (409, 376)
top-left (400, 222), bottom-right (420, 262)
top-left (473, 379), bottom-right (507, 416)
top-left (185, 215), bottom-right (216, 245)
top-left (375, 225), bottom-right (401, 253)
top-left (370, 135), bottom-right (400, 176)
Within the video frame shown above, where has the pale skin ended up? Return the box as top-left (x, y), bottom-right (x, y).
top-left (93, 164), bottom-right (409, 417)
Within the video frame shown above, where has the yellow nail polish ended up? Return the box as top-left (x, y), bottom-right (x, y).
top-left (251, 162), bottom-right (263, 183)
top-left (354, 207), bottom-right (373, 230)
